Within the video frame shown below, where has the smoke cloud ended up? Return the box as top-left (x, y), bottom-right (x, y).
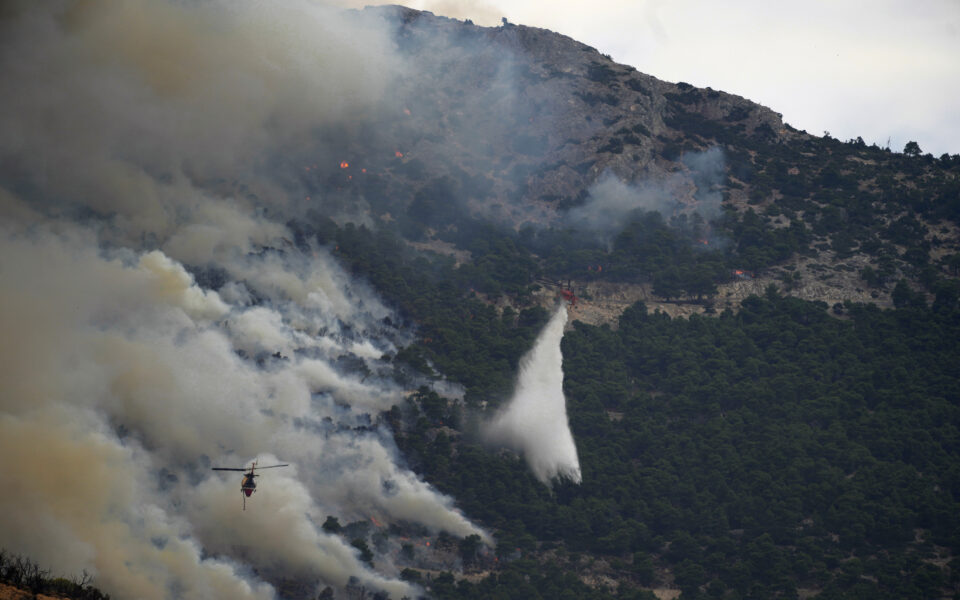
top-left (484, 305), bottom-right (581, 485)
top-left (564, 146), bottom-right (726, 243)
top-left (681, 146), bottom-right (726, 222)
top-left (0, 1), bottom-right (489, 598)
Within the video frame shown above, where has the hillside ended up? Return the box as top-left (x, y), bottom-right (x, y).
top-left (313, 7), bottom-right (960, 600)
top-left (306, 5), bottom-right (960, 322)
top-left (2, 3), bottom-right (959, 600)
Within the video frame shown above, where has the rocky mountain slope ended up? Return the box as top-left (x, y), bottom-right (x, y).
top-left (299, 5), bottom-right (960, 325)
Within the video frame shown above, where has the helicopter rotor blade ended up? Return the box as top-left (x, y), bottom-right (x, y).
top-left (211, 467), bottom-right (249, 471)
top-left (254, 464), bottom-right (289, 470)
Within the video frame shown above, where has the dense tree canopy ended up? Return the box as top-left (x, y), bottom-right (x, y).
top-left (390, 293), bottom-right (960, 599)
top-left (289, 107), bottom-right (960, 599)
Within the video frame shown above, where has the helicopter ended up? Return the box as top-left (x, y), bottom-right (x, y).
top-left (211, 460), bottom-right (289, 510)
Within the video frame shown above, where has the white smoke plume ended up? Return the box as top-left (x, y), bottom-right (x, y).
top-left (564, 146), bottom-right (726, 244)
top-left (0, 1), bottom-right (489, 598)
top-left (680, 146), bottom-right (726, 222)
top-left (484, 305), bottom-right (582, 485)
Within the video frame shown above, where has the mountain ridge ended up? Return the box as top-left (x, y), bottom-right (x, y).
top-left (328, 5), bottom-right (957, 324)
top-left (2, 3), bottom-right (958, 598)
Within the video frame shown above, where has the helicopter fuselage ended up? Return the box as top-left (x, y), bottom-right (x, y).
top-left (211, 461), bottom-right (287, 509)
top-left (241, 472), bottom-right (256, 497)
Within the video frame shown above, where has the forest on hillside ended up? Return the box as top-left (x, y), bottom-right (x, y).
top-left (291, 157), bottom-right (960, 598)
top-left (259, 24), bottom-right (960, 591)
top-left (4, 5), bottom-right (960, 599)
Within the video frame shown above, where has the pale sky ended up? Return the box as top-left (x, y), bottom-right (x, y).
top-left (372, 0), bottom-right (960, 157)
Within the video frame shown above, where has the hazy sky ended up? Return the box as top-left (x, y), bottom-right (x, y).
top-left (376, 0), bottom-right (960, 157)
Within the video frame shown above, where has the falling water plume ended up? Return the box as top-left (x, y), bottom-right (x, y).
top-left (485, 304), bottom-right (581, 485)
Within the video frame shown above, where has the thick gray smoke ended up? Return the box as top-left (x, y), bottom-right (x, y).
top-left (484, 305), bottom-right (581, 485)
top-left (0, 2), bottom-right (489, 598)
top-left (564, 146), bottom-right (726, 243)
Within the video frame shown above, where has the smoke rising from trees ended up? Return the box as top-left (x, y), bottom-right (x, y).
top-left (564, 147), bottom-right (726, 244)
top-left (0, 2), bottom-right (491, 597)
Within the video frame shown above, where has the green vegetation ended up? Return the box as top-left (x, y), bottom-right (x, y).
top-left (664, 90), bottom-right (960, 283)
top-left (387, 294), bottom-right (960, 599)
top-left (329, 222), bottom-right (548, 403)
top-left (525, 212), bottom-right (736, 299)
top-left (428, 560), bottom-right (655, 600)
top-left (314, 193), bottom-right (959, 598)
top-left (288, 47), bottom-right (960, 597)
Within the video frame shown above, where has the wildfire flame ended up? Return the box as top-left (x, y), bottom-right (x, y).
top-left (403, 108), bottom-right (411, 116)
top-left (394, 151), bottom-right (403, 158)
top-left (340, 160), bottom-right (349, 169)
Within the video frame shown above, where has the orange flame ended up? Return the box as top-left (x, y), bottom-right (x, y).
top-left (394, 151), bottom-right (403, 158)
top-left (698, 238), bottom-right (709, 245)
top-left (403, 108), bottom-right (411, 116)
top-left (340, 161), bottom-right (349, 169)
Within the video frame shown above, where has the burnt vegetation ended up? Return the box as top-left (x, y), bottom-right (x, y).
top-left (0, 549), bottom-right (110, 599)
